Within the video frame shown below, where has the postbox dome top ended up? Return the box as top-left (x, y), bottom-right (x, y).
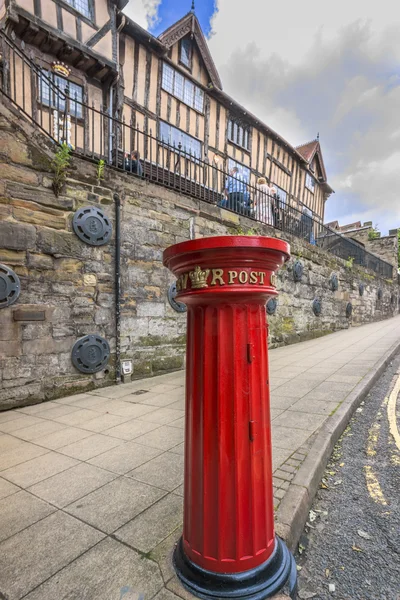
top-left (163, 235), bottom-right (290, 269)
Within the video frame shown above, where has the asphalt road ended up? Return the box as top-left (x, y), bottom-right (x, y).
top-left (296, 353), bottom-right (400, 600)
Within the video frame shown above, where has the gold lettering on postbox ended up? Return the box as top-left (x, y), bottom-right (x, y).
top-left (238, 271), bottom-right (248, 284)
top-left (177, 269), bottom-right (270, 289)
top-left (228, 271), bottom-right (238, 284)
top-left (210, 269), bottom-right (225, 286)
top-left (250, 272), bottom-right (258, 284)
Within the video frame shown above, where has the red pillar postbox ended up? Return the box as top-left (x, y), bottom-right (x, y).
top-left (163, 236), bottom-right (297, 600)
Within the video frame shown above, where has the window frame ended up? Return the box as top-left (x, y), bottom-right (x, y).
top-left (159, 120), bottom-right (202, 160)
top-left (63, 0), bottom-right (93, 20)
top-left (227, 117), bottom-right (251, 151)
top-left (179, 38), bottom-right (193, 71)
top-left (161, 62), bottom-right (204, 114)
top-left (227, 158), bottom-right (250, 181)
top-left (37, 69), bottom-right (84, 120)
top-left (305, 172), bottom-right (316, 193)
top-left (271, 183), bottom-right (288, 208)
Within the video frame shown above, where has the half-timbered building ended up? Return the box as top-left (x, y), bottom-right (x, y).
top-left (0, 0), bottom-right (333, 221)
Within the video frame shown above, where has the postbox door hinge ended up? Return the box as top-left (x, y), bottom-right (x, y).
top-left (249, 420), bottom-right (256, 442)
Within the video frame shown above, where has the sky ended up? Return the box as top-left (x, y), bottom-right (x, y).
top-left (123, 0), bottom-right (400, 235)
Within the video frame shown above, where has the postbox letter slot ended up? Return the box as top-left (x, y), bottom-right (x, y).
top-left (247, 343), bottom-right (253, 364)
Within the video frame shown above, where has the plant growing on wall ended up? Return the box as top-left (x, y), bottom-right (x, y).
top-left (96, 159), bottom-right (105, 182)
top-left (51, 142), bottom-right (71, 197)
top-left (345, 256), bottom-right (355, 269)
top-left (368, 225), bottom-right (380, 241)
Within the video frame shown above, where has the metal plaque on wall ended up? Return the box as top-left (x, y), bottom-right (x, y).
top-left (329, 273), bottom-right (338, 292)
top-left (293, 260), bottom-right (303, 283)
top-left (168, 282), bottom-right (187, 313)
top-left (312, 298), bottom-right (322, 316)
top-left (71, 335), bottom-right (110, 373)
top-left (0, 264), bottom-right (21, 308)
top-left (266, 298), bottom-right (278, 315)
top-left (73, 206), bottom-right (112, 246)
top-left (346, 302), bottom-right (353, 318)
top-left (359, 283), bottom-right (365, 296)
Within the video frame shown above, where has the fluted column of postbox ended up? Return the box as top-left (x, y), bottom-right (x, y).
top-left (183, 300), bottom-right (274, 573)
top-left (163, 236), bottom-right (297, 600)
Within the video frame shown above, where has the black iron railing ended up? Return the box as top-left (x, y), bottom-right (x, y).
top-left (0, 30), bottom-right (393, 279)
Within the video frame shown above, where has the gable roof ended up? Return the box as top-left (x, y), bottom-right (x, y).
top-left (296, 140), bottom-right (319, 162)
top-left (296, 138), bottom-right (331, 188)
top-left (158, 12), bottom-right (223, 90)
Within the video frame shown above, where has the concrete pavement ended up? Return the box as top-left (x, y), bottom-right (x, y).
top-left (1, 315), bottom-right (400, 599)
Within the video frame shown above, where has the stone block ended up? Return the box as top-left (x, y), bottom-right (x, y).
top-left (0, 340), bottom-right (21, 358)
top-left (6, 182), bottom-right (73, 210)
top-left (0, 163), bottom-right (38, 186)
top-left (13, 205), bottom-right (67, 230)
top-left (0, 221), bottom-right (36, 250)
top-left (137, 302), bottom-right (166, 318)
top-left (37, 229), bottom-right (88, 258)
top-left (28, 253), bottom-right (54, 270)
top-left (0, 249), bottom-right (27, 265)
top-left (0, 320), bottom-right (20, 342)
top-left (83, 274), bottom-right (97, 286)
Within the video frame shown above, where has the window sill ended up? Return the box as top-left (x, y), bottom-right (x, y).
top-left (227, 138), bottom-right (251, 154)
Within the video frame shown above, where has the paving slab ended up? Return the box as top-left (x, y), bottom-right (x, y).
top-left (128, 452), bottom-right (184, 492)
top-left (57, 433), bottom-right (124, 460)
top-left (65, 476), bottom-right (166, 534)
top-left (1, 452), bottom-right (78, 488)
top-left (1, 315), bottom-right (400, 599)
top-left (0, 511), bottom-right (104, 599)
top-left (115, 493), bottom-right (183, 553)
top-left (88, 441), bottom-right (163, 474)
top-left (23, 537), bottom-right (164, 600)
top-left (0, 490), bottom-right (56, 542)
top-left (28, 462), bottom-right (118, 507)
top-left (0, 476), bottom-right (20, 500)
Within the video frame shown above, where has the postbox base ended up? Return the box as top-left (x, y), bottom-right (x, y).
top-left (173, 536), bottom-right (297, 600)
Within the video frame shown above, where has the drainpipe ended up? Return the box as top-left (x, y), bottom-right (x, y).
top-left (114, 191), bottom-right (121, 384)
top-left (108, 85), bottom-right (114, 164)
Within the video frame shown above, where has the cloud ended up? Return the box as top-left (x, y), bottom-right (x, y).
top-left (123, 0), bottom-right (162, 29)
top-left (208, 1), bottom-right (400, 234)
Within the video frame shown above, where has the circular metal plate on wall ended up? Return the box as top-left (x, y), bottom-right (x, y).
top-left (73, 206), bottom-right (112, 246)
top-left (312, 298), bottom-right (322, 316)
top-left (0, 264), bottom-right (21, 309)
top-left (346, 302), bottom-right (353, 318)
top-left (359, 283), bottom-right (365, 297)
top-left (168, 282), bottom-right (187, 313)
top-left (266, 298), bottom-right (278, 315)
top-left (377, 288), bottom-right (382, 301)
top-left (71, 335), bottom-right (110, 374)
top-left (330, 273), bottom-right (338, 292)
top-left (293, 260), bottom-right (303, 283)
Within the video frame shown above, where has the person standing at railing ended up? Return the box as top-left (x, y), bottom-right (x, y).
top-left (224, 166), bottom-right (249, 215)
top-left (124, 150), bottom-right (143, 177)
top-left (254, 177), bottom-right (274, 225)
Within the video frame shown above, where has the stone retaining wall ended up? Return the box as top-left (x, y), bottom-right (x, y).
top-left (0, 101), bottom-right (398, 409)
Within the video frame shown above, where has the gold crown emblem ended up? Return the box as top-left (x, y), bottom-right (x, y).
top-left (189, 266), bottom-right (210, 289)
top-left (52, 61), bottom-right (71, 78)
